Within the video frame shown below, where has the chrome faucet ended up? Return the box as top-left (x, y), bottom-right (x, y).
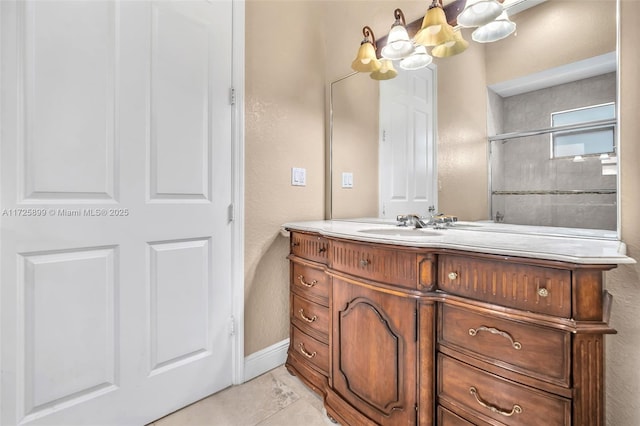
top-left (396, 206), bottom-right (458, 230)
top-left (396, 214), bottom-right (429, 228)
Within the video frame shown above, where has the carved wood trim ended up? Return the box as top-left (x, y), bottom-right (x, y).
top-left (438, 254), bottom-right (572, 317)
top-left (291, 232), bottom-right (329, 264)
top-left (418, 302), bottom-right (436, 426)
top-left (331, 240), bottom-right (418, 289)
top-left (573, 334), bottom-right (605, 426)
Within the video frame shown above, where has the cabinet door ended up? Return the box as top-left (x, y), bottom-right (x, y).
top-left (332, 278), bottom-right (418, 425)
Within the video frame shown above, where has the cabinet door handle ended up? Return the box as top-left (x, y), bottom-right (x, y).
top-left (469, 325), bottom-right (522, 350)
top-left (298, 309), bottom-right (317, 323)
top-left (469, 387), bottom-right (522, 417)
top-left (297, 343), bottom-right (316, 359)
top-left (448, 271), bottom-right (458, 280)
top-left (297, 275), bottom-right (317, 288)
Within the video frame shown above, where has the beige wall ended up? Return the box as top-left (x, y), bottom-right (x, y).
top-left (245, 4), bottom-right (640, 423)
top-left (244, 0), bottom-right (427, 355)
top-left (485, 0), bottom-right (616, 86)
top-left (244, 1), bottom-right (326, 354)
top-left (436, 29), bottom-right (489, 220)
top-left (330, 73), bottom-right (379, 219)
top-left (606, 1), bottom-right (640, 424)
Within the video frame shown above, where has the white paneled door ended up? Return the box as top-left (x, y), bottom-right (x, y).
top-left (0, 1), bottom-right (235, 425)
top-left (379, 66), bottom-right (437, 219)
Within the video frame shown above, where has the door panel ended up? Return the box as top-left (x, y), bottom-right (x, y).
top-left (149, 238), bottom-right (211, 373)
top-left (379, 67), bottom-right (437, 219)
top-left (150, 5), bottom-right (211, 200)
top-left (21, 247), bottom-right (118, 420)
top-left (21, 0), bottom-right (116, 201)
top-left (1, 1), bottom-right (234, 425)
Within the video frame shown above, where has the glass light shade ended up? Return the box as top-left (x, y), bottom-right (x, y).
top-left (370, 59), bottom-right (398, 80)
top-left (432, 29), bottom-right (469, 58)
top-left (414, 6), bottom-right (455, 47)
top-left (381, 25), bottom-right (414, 60)
top-left (351, 41), bottom-right (381, 72)
top-left (472, 11), bottom-right (516, 43)
top-left (399, 45), bottom-right (433, 71)
top-left (457, 0), bottom-right (503, 28)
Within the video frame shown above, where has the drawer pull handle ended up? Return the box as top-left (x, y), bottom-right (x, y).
top-left (297, 275), bottom-right (317, 288)
top-left (318, 247), bottom-right (327, 254)
top-left (298, 309), bottom-right (317, 323)
top-left (537, 287), bottom-right (549, 297)
top-left (448, 272), bottom-right (458, 280)
top-left (469, 387), bottom-right (522, 417)
top-left (469, 326), bottom-right (522, 350)
top-left (298, 343), bottom-right (316, 359)
top-left (359, 259), bottom-right (370, 267)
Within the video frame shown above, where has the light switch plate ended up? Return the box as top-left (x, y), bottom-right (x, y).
top-left (342, 172), bottom-right (353, 188)
top-left (291, 167), bottom-right (306, 186)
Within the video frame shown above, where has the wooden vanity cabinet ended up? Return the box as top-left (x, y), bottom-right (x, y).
top-left (285, 231), bottom-right (615, 426)
top-left (285, 231), bottom-right (330, 397)
top-left (435, 253), bottom-right (614, 426)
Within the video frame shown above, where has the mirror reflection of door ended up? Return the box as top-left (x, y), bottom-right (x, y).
top-left (379, 66), bottom-right (437, 220)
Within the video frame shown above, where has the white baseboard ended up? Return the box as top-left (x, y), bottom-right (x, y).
top-left (243, 338), bottom-right (290, 382)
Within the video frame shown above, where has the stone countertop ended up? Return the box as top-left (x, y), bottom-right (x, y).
top-left (282, 219), bottom-right (636, 265)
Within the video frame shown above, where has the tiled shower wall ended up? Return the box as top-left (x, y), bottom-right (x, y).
top-left (489, 73), bottom-right (617, 230)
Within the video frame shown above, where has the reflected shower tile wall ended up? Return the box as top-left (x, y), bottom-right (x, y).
top-left (490, 72), bottom-right (617, 230)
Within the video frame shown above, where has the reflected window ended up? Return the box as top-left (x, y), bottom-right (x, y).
top-left (551, 102), bottom-right (616, 158)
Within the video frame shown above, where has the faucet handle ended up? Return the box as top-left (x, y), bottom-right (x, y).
top-left (396, 215), bottom-right (409, 227)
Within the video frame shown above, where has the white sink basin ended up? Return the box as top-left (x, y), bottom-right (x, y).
top-left (357, 228), bottom-right (442, 237)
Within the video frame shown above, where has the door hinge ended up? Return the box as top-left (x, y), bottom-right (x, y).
top-left (229, 315), bottom-right (236, 336)
top-left (229, 87), bottom-right (236, 105)
top-left (227, 203), bottom-right (234, 223)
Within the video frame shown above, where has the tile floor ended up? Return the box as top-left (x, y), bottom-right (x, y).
top-left (149, 365), bottom-right (337, 426)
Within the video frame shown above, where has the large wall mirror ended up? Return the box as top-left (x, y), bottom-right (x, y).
top-left (327, 0), bottom-right (619, 237)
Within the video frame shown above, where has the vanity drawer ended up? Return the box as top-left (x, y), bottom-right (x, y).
top-left (291, 262), bottom-right (329, 306)
top-left (291, 232), bottom-right (329, 264)
top-left (331, 240), bottom-right (419, 289)
top-left (438, 254), bottom-right (571, 317)
top-left (439, 304), bottom-right (570, 387)
top-left (438, 354), bottom-right (571, 426)
top-left (291, 325), bottom-right (329, 375)
top-left (437, 406), bottom-right (476, 426)
top-left (291, 294), bottom-right (329, 344)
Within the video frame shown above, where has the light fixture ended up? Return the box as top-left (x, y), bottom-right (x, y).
top-left (414, 0), bottom-right (455, 47)
top-left (457, 0), bottom-right (503, 28)
top-left (381, 9), bottom-right (415, 60)
top-left (371, 59), bottom-right (399, 80)
top-left (400, 45), bottom-right (433, 70)
top-left (351, 26), bottom-right (381, 73)
top-left (472, 11), bottom-right (516, 43)
top-left (431, 29), bottom-right (469, 58)
top-left (350, 1), bottom-right (525, 81)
